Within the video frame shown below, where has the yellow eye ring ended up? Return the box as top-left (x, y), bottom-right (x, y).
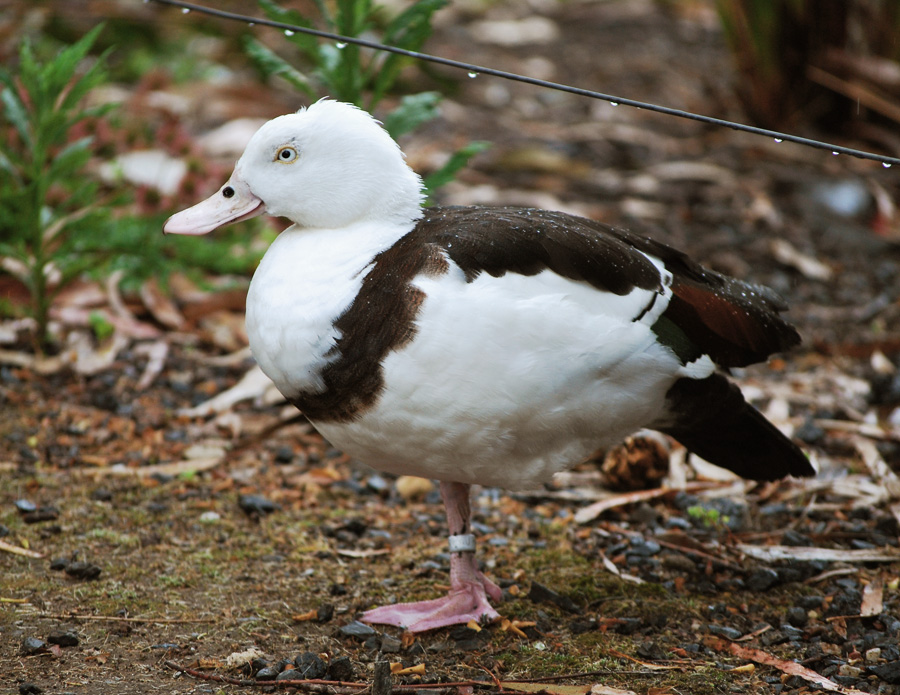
top-left (275, 146), bottom-right (298, 163)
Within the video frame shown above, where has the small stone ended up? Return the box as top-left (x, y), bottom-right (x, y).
top-left (18, 684), bottom-right (43, 695)
top-left (366, 474), bottom-right (388, 493)
top-left (838, 664), bottom-right (862, 678)
top-left (614, 618), bottom-right (643, 635)
top-left (325, 655), bottom-right (355, 681)
top-left (65, 562), bottom-right (101, 580)
top-left (866, 648), bottom-right (882, 663)
top-left (798, 595), bottom-right (824, 610)
top-left (870, 660), bottom-right (900, 684)
top-left (781, 624), bottom-right (804, 641)
top-left (20, 637), bottom-right (47, 655)
top-left (570, 617), bottom-right (597, 634)
top-left (380, 635), bottom-right (402, 653)
top-left (317, 603), bottom-right (335, 622)
top-left (249, 657), bottom-right (270, 673)
top-left (274, 445), bottom-right (295, 463)
top-left (708, 625), bottom-right (742, 640)
top-left (15, 499), bottom-right (37, 513)
top-left (238, 494), bottom-right (280, 517)
top-left (339, 620), bottom-right (376, 639)
top-left (329, 583), bottom-right (348, 596)
top-left (276, 669), bottom-right (301, 681)
top-left (49, 557), bottom-right (69, 571)
top-left (665, 517), bottom-right (691, 531)
top-left (47, 631), bottom-right (79, 647)
top-left (294, 652), bottom-right (327, 679)
top-left (527, 581), bottom-right (580, 613)
top-left (746, 568), bottom-right (779, 592)
top-left (786, 606), bottom-right (809, 627)
top-left (255, 666), bottom-right (280, 681)
top-left (628, 539), bottom-right (661, 556)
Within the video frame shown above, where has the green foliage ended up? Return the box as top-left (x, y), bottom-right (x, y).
top-left (245, 0), bottom-right (487, 197)
top-left (686, 505), bottom-right (729, 530)
top-left (0, 25), bottom-right (114, 348)
top-left (0, 28), bottom-right (267, 349)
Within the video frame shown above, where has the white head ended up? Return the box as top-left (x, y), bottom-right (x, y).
top-left (164, 100), bottom-right (425, 235)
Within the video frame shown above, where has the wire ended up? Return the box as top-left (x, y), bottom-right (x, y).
top-left (149, 0), bottom-right (899, 168)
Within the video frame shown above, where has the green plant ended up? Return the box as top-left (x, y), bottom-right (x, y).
top-left (686, 505), bottom-right (729, 530)
top-left (0, 25), bottom-right (115, 349)
top-left (245, 0), bottom-right (488, 196)
top-left (0, 28), bottom-right (268, 349)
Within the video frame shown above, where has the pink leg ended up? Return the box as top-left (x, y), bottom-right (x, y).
top-left (361, 481), bottom-right (502, 632)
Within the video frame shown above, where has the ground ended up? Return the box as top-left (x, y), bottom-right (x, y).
top-left (2, 2), bottom-right (900, 695)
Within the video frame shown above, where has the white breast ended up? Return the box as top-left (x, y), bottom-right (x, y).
top-left (245, 221), bottom-right (410, 395)
top-left (313, 257), bottom-right (708, 490)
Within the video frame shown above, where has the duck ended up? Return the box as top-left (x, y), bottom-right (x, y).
top-left (164, 99), bottom-right (814, 632)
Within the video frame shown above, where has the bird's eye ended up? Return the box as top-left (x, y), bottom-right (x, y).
top-left (276, 146), bottom-right (298, 163)
top-left (222, 186), bottom-right (235, 198)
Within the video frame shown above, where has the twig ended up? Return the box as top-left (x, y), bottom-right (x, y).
top-left (0, 539), bottom-right (44, 558)
top-left (42, 614), bottom-right (215, 624)
top-left (654, 539), bottom-right (744, 572)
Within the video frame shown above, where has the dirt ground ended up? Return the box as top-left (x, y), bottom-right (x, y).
top-left (2, 2), bottom-right (900, 694)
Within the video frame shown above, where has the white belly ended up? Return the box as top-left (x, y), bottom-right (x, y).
top-left (312, 265), bottom-right (695, 490)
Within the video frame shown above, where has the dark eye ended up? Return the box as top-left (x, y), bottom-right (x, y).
top-left (222, 186), bottom-right (235, 198)
top-left (276, 146), bottom-right (298, 163)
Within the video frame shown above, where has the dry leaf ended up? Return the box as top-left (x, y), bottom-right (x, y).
top-left (140, 278), bottom-right (185, 330)
top-left (390, 663), bottom-right (425, 675)
top-left (725, 642), bottom-right (867, 695)
top-left (860, 575), bottom-right (884, 617)
top-left (292, 610), bottom-right (317, 622)
top-left (737, 545), bottom-right (900, 563)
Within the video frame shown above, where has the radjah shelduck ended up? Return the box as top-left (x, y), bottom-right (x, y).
top-left (165, 99), bottom-right (814, 632)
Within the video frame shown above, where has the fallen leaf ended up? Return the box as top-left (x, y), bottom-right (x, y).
top-left (770, 238), bottom-right (833, 280)
top-left (737, 545), bottom-right (900, 563)
top-left (860, 575), bottom-right (884, 617)
top-left (724, 641), bottom-right (868, 695)
top-left (140, 278), bottom-right (185, 329)
top-left (390, 663), bottom-right (425, 675)
top-left (292, 610), bottom-right (317, 622)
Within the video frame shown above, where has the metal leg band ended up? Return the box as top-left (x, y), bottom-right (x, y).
top-left (448, 533), bottom-right (476, 553)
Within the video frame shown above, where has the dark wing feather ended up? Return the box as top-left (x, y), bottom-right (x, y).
top-left (417, 206), bottom-right (800, 367)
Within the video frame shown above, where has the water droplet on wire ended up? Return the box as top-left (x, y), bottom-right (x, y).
top-left (468, 71), bottom-right (478, 79)
top-left (336, 42), bottom-right (347, 49)
top-left (885, 162), bottom-right (893, 168)
top-left (774, 138), bottom-right (783, 143)
top-left (832, 151), bottom-right (839, 156)
top-left (284, 29), bottom-right (295, 36)
top-left (609, 101), bottom-right (618, 106)
top-left (181, 7), bottom-right (190, 13)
